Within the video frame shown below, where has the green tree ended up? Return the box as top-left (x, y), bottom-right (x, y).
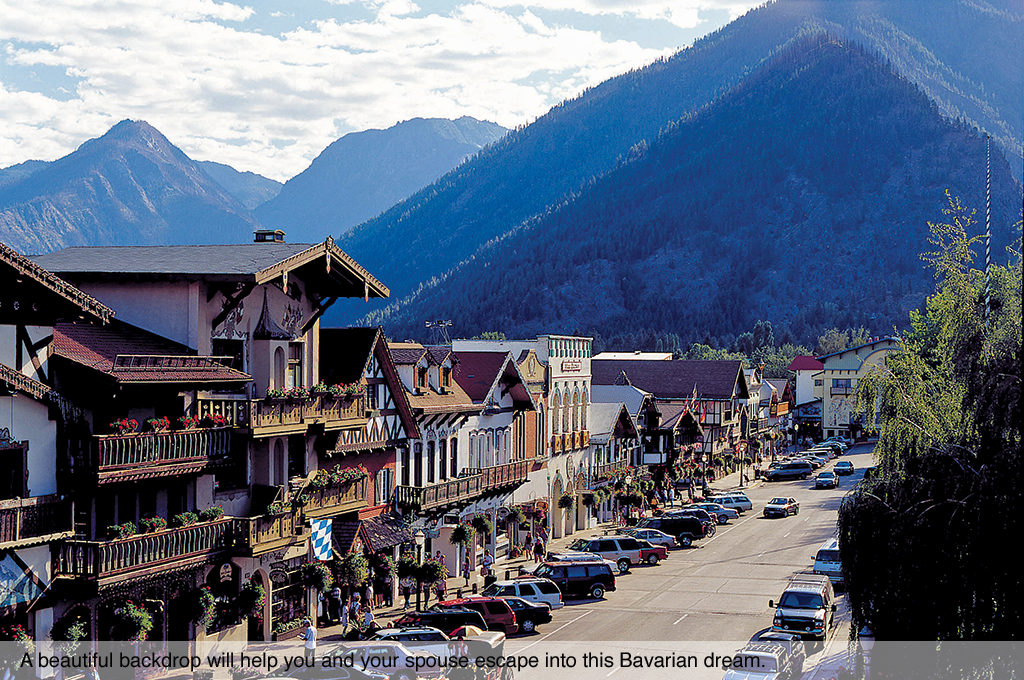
top-left (838, 194), bottom-right (1022, 649)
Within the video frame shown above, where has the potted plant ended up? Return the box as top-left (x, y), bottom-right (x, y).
top-left (265, 501), bottom-right (287, 516)
top-left (107, 599), bottom-right (153, 641)
top-left (470, 515), bottom-right (494, 536)
top-left (265, 388), bottom-right (287, 400)
top-left (173, 415), bottom-right (199, 430)
top-left (138, 516), bottom-right (167, 533)
top-left (107, 521), bottom-right (137, 540)
top-left (191, 586), bottom-right (217, 629)
top-left (170, 511), bottom-right (199, 528)
top-left (198, 506), bottom-right (224, 522)
top-left (237, 579), bottom-right (265, 619)
top-left (283, 386), bottom-right (310, 401)
top-left (199, 413), bottom-right (230, 428)
top-left (142, 416), bottom-right (171, 433)
top-left (109, 418), bottom-right (139, 435)
top-left (302, 561), bottom-right (333, 592)
top-left (558, 492), bottom-right (575, 509)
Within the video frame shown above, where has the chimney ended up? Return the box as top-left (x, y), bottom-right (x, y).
top-left (254, 229), bottom-right (285, 243)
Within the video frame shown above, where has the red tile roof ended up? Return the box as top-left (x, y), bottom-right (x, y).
top-left (787, 356), bottom-right (824, 371)
top-left (53, 321), bottom-right (250, 385)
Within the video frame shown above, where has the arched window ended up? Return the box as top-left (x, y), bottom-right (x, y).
top-left (562, 390), bottom-right (570, 434)
top-left (552, 392), bottom-right (561, 434)
top-left (273, 346), bottom-right (285, 391)
top-left (581, 387), bottom-right (589, 431)
top-left (272, 439), bottom-right (287, 487)
top-left (571, 391), bottom-right (579, 432)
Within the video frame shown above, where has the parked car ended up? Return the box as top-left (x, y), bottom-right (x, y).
top-left (392, 607), bottom-right (488, 636)
top-left (316, 641), bottom-right (446, 680)
top-left (834, 460), bottom-right (855, 475)
top-left (824, 435), bottom-right (852, 446)
top-left (635, 538), bottom-right (668, 565)
top-left (722, 643), bottom-right (797, 680)
top-left (498, 596), bottom-right (551, 633)
top-left (664, 507), bottom-right (717, 535)
top-left (634, 514), bottom-right (708, 547)
top-left (765, 461), bottom-right (813, 481)
top-left (565, 535), bottom-right (644, 573)
top-left (619, 527), bottom-right (677, 549)
top-left (763, 497), bottom-right (800, 518)
top-left (815, 471), bottom-right (839, 489)
top-left (755, 631), bottom-right (807, 676)
top-left (532, 559), bottom-right (616, 599)
top-left (481, 577), bottom-right (564, 610)
top-left (708, 493), bottom-right (753, 513)
top-left (431, 597), bottom-right (518, 634)
top-left (813, 537), bottom-right (844, 587)
top-left (769, 574), bottom-right (837, 640)
top-left (369, 625), bottom-right (506, 659)
top-left (689, 502), bottom-right (739, 524)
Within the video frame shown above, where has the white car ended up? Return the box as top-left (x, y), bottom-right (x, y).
top-left (690, 502), bottom-right (740, 524)
top-left (620, 527), bottom-right (677, 548)
top-left (480, 577), bottom-right (565, 610)
top-left (708, 493), bottom-right (753, 513)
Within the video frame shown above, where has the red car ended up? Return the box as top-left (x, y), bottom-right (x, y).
top-left (432, 596), bottom-right (519, 634)
top-left (636, 539), bottom-right (668, 565)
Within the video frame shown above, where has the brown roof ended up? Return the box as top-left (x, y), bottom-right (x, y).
top-left (592, 359), bottom-right (748, 401)
top-left (452, 351), bottom-right (535, 409)
top-left (787, 356), bottom-right (823, 371)
top-left (389, 343), bottom-right (428, 366)
top-left (52, 321), bottom-right (251, 385)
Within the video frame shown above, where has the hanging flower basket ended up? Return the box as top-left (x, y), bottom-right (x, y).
top-left (337, 553), bottom-right (369, 588)
top-left (470, 515), bottom-right (494, 535)
top-left (191, 586), bottom-right (217, 629)
top-left (558, 493), bottom-right (575, 509)
top-left (506, 506), bottom-right (527, 526)
top-left (418, 559), bottom-right (447, 585)
top-left (397, 557), bottom-right (420, 578)
top-left (449, 523), bottom-right (475, 547)
top-left (302, 561), bottom-right (333, 591)
top-left (237, 579), bottom-right (265, 619)
top-left (107, 599), bottom-right (153, 641)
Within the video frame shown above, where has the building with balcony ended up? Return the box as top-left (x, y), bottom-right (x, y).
top-left (33, 234), bottom-right (390, 642)
top-left (818, 337), bottom-right (901, 441)
top-left (1, 241), bottom-right (112, 641)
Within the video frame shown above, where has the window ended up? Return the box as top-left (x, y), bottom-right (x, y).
top-left (375, 468), bottom-right (393, 505)
top-left (401, 447), bottom-right (410, 486)
top-left (414, 442), bottom-right (423, 486)
top-left (417, 365), bottom-right (428, 390)
top-left (288, 435), bottom-right (305, 479)
top-left (427, 441), bottom-right (436, 483)
top-left (287, 343), bottom-right (303, 388)
top-left (438, 439), bottom-right (447, 480)
top-left (814, 379), bottom-right (823, 386)
top-left (552, 393), bottom-right (561, 435)
top-left (450, 439), bottom-right (458, 477)
top-left (442, 366), bottom-right (452, 389)
top-left (366, 383), bottom-right (378, 410)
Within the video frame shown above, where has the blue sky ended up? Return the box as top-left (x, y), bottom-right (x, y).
top-left (0, 0), bottom-right (758, 180)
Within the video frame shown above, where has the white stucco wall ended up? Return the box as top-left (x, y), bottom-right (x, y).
top-left (0, 394), bottom-right (58, 496)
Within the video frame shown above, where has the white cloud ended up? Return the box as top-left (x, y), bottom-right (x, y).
top-left (0, 0), bottom-right (745, 180)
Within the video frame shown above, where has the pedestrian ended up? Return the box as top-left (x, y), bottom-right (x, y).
top-left (383, 571), bottom-right (394, 607)
top-left (533, 538), bottom-right (544, 563)
top-left (341, 597), bottom-right (350, 633)
top-left (462, 557), bottom-right (471, 585)
top-left (328, 583), bottom-right (342, 624)
top-left (351, 592), bottom-right (361, 620)
top-left (422, 580), bottom-right (431, 606)
top-left (435, 579), bottom-right (446, 602)
top-left (365, 582), bottom-right (374, 610)
top-left (524, 531), bottom-right (532, 550)
top-left (481, 549), bottom-right (493, 576)
top-left (363, 606), bottom-right (375, 630)
top-left (300, 618), bottom-right (317, 663)
top-left (400, 575), bottom-right (414, 609)
top-left (435, 550), bottom-right (446, 567)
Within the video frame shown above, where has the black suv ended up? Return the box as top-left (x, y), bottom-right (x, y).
top-left (392, 607), bottom-right (488, 635)
top-left (532, 560), bottom-right (616, 599)
top-left (635, 515), bottom-right (707, 547)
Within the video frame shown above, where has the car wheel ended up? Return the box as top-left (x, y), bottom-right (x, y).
top-left (391, 671), bottom-right (416, 680)
top-left (617, 558), bottom-right (630, 573)
top-left (647, 554), bottom-right (659, 565)
top-left (717, 515), bottom-right (728, 525)
top-left (795, 506), bottom-right (800, 515)
top-left (783, 509), bottom-right (789, 517)
top-left (706, 524), bottom-right (716, 537)
top-left (590, 584), bottom-right (605, 599)
top-left (679, 535), bottom-right (692, 548)
top-left (521, 618), bottom-right (536, 633)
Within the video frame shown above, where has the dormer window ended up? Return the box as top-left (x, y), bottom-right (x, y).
top-left (417, 365), bottom-right (428, 390)
top-left (442, 366), bottom-right (452, 389)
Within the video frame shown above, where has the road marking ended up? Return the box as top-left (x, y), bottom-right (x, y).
top-left (606, 668), bottom-right (620, 677)
top-left (673, 614), bottom-right (688, 625)
top-left (516, 610), bottom-right (593, 653)
top-left (783, 532), bottom-right (791, 538)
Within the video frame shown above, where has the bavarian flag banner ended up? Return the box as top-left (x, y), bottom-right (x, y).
top-left (310, 517), bottom-right (333, 560)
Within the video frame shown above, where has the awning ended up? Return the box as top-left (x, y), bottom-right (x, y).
top-left (0, 550), bottom-right (49, 611)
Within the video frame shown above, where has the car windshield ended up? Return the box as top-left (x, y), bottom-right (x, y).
top-left (744, 655), bottom-right (777, 672)
top-left (780, 592), bottom-right (824, 609)
top-left (535, 565), bottom-right (552, 577)
top-left (769, 498), bottom-right (789, 504)
top-left (567, 539), bottom-right (588, 550)
top-left (480, 584), bottom-right (499, 595)
top-left (819, 472), bottom-right (834, 478)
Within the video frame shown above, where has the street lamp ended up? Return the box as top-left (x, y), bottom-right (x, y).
top-left (414, 529), bottom-right (425, 611)
top-left (859, 626), bottom-right (875, 679)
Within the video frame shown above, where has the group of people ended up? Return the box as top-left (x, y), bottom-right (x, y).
top-left (522, 531), bottom-right (547, 563)
top-left (321, 585), bottom-right (376, 632)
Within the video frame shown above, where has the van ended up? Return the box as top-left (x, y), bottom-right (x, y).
top-left (634, 515), bottom-right (707, 547)
top-left (765, 461), bottom-right (813, 481)
top-left (433, 597), bottom-right (518, 634)
top-left (709, 493), bottom-right (753, 513)
top-left (813, 537), bottom-right (843, 586)
top-left (768, 574), bottom-right (837, 640)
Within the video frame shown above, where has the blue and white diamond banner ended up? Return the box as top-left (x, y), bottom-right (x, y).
top-left (310, 518), bottom-right (333, 561)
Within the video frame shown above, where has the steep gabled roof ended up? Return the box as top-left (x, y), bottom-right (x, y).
top-left (452, 351), bottom-right (536, 410)
top-left (787, 355), bottom-right (824, 371)
top-left (385, 340), bottom-right (476, 415)
top-left (592, 359), bottom-right (748, 401)
top-left (33, 237), bottom-right (388, 300)
top-left (52, 320), bottom-right (250, 386)
top-left (1, 241), bottom-right (113, 324)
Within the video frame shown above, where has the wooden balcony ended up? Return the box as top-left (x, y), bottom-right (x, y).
top-left (302, 478), bottom-right (370, 519)
top-left (234, 513), bottom-right (303, 556)
top-left (54, 518), bottom-right (233, 588)
top-left (592, 459), bottom-right (628, 481)
top-left (396, 460), bottom-right (530, 513)
top-left (232, 394), bottom-right (366, 437)
top-left (0, 495), bottom-right (75, 550)
top-left (84, 428), bottom-right (233, 484)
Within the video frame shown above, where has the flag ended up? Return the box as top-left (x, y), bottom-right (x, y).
top-left (310, 518), bottom-right (333, 561)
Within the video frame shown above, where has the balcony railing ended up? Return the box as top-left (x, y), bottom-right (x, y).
top-left (234, 513), bottom-right (303, 556)
top-left (84, 428), bottom-right (232, 484)
top-left (303, 478), bottom-right (370, 519)
top-left (196, 394), bottom-right (367, 437)
top-left (593, 459), bottom-right (628, 481)
top-left (830, 386), bottom-right (854, 396)
top-left (396, 460), bottom-right (530, 512)
top-left (0, 495), bottom-right (74, 550)
top-left (55, 518), bottom-right (233, 587)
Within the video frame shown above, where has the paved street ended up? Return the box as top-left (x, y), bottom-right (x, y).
top-left (497, 443), bottom-right (877, 678)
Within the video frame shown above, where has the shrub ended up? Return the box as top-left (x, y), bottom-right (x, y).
top-left (107, 599), bottom-right (153, 641)
top-left (198, 506), bottom-right (224, 522)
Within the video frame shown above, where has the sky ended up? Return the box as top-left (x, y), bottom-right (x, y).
top-left (0, 0), bottom-right (760, 181)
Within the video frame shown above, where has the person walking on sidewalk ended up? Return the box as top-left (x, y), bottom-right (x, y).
top-left (481, 549), bottom-right (494, 576)
top-left (383, 571), bottom-right (394, 607)
top-left (400, 576), bottom-right (414, 610)
top-left (435, 579), bottom-right (446, 603)
top-left (300, 618), bottom-right (317, 663)
top-left (328, 584), bottom-right (342, 624)
top-left (365, 582), bottom-right (374, 611)
top-left (341, 597), bottom-right (350, 633)
top-left (462, 557), bottom-right (471, 585)
top-left (533, 538), bottom-right (544, 563)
